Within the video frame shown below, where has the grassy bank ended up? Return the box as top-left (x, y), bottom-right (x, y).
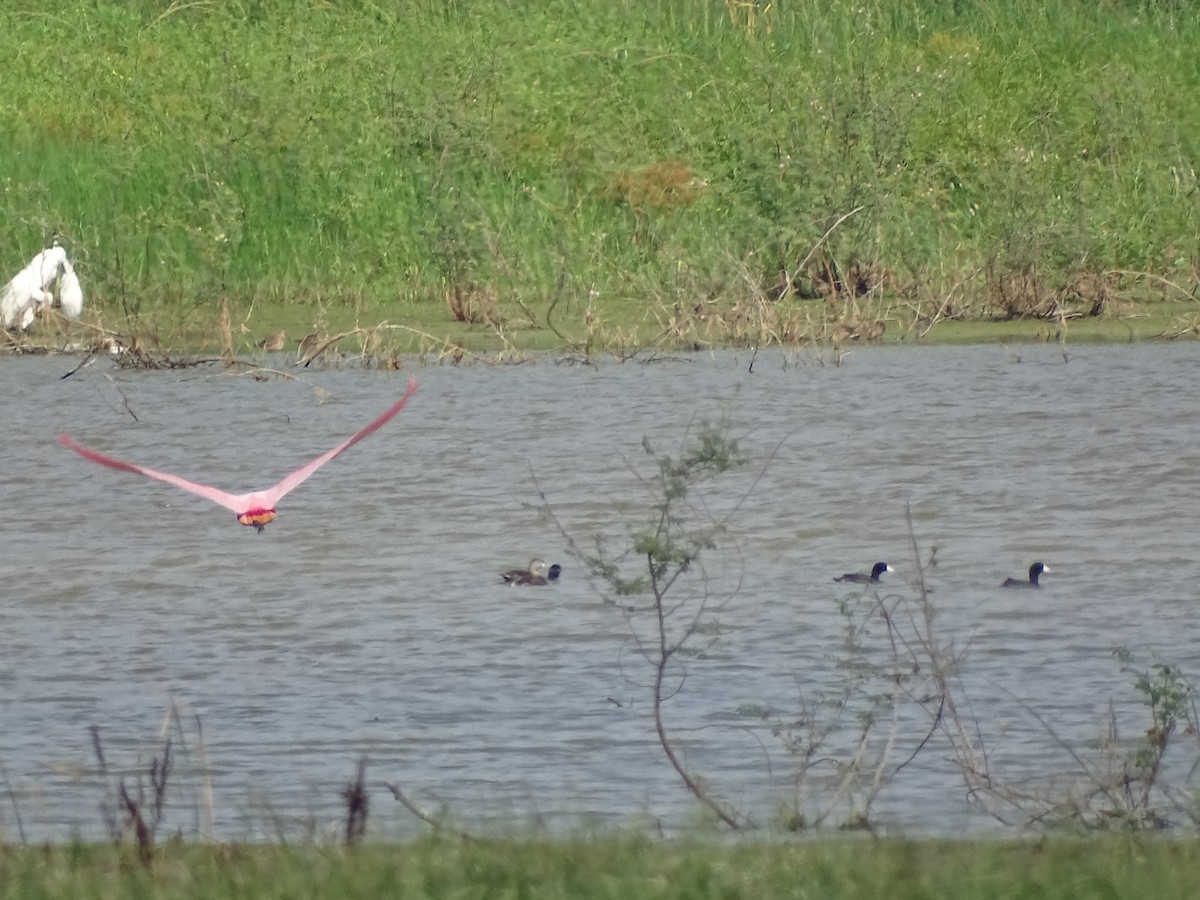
top-left (2, 836), bottom-right (1199, 899)
top-left (2, 1), bottom-right (1199, 355)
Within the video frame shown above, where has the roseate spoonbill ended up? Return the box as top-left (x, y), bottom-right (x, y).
top-left (60, 378), bottom-right (419, 531)
top-left (834, 562), bottom-right (893, 584)
top-left (0, 241), bottom-right (83, 330)
top-left (1001, 561), bottom-right (1050, 588)
top-left (500, 559), bottom-right (562, 585)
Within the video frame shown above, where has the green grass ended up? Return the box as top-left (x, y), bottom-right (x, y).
top-left (3, 835), bottom-right (1200, 899)
top-left (2, 1), bottom-right (1200, 353)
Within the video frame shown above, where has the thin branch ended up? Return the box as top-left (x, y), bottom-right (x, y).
top-left (0, 757), bottom-right (27, 843)
top-left (785, 206), bottom-right (865, 296)
top-left (381, 781), bottom-right (477, 841)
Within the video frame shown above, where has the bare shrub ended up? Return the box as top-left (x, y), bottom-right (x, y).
top-left (542, 418), bottom-right (758, 830)
top-left (446, 281), bottom-right (504, 326)
top-left (986, 261), bottom-right (1052, 319)
top-left (761, 529), bottom-right (953, 832)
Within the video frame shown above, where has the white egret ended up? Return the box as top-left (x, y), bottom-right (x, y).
top-left (1, 241), bottom-right (85, 330)
top-left (58, 259), bottom-right (84, 319)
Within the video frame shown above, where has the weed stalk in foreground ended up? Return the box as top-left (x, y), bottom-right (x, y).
top-left (91, 725), bottom-right (172, 865)
top-left (545, 418), bottom-right (756, 830)
top-left (342, 757), bottom-right (368, 845)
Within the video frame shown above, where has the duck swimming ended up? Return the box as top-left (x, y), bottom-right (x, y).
top-left (1002, 561), bottom-right (1049, 588)
top-left (523, 563), bottom-right (562, 586)
top-left (500, 559), bottom-right (562, 586)
top-left (834, 562), bottom-right (893, 584)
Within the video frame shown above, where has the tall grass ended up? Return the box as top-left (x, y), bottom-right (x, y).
top-left (2, 0), bottom-right (1198, 340)
top-left (4, 836), bottom-right (1200, 899)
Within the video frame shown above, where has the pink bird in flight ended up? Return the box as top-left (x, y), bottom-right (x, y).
top-left (60, 378), bottom-right (419, 531)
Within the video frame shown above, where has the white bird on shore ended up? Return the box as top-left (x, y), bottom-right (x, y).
top-left (0, 240), bottom-right (85, 330)
top-left (58, 260), bottom-right (83, 319)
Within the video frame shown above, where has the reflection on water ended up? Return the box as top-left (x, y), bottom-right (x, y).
top-left (2, 344), bottom-right (1200, 839)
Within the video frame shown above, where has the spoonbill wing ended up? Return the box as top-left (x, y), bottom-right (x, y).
top-left (60, 378), bottom-right (419, 521)
top-left (58, 434), bottom-right (249, 513)
top-left (257, 377), bottom-right (419, 508)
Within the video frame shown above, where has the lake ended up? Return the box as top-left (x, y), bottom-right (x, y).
top-left (2, 343), bottom-right (1199, 840)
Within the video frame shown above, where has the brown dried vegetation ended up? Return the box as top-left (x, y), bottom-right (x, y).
top-left (446, 282), bottom-right (504, 326)
top-left (602, 160), bottom-right (706, 214)
top-left (985, 263), bottom-right (1116, 321)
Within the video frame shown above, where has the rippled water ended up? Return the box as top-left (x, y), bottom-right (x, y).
top-left (3, 344), bottom-right (1200, 841)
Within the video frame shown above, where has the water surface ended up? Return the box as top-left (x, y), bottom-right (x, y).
top-left (2, 344), bottom-right (1198, 840)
